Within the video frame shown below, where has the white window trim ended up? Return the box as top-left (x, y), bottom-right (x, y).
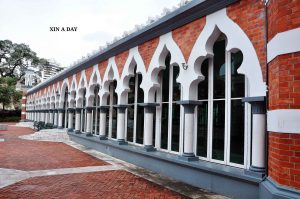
top-left (155, 63), bottom-right (182, 154)
top-left (194, 49), bottom-right (250, 169)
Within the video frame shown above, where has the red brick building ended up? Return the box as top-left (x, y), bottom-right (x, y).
top-left (23, 0), bottom-right (300, 198)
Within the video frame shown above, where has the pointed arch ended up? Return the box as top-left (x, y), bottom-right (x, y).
top-left (100, 57), bottom-right (120, 105)
top-left (76, 70), bottom-right (88, 107)
top-left (59, 78), bottom-right (70, 108)
top-left (69, 74), bottom-right (78, 107)
top-left (140, 32), bottom-right (185, 103)
top-left (116, 47), bottom-right (146, 104)
top-left (186, 8), bottom-right (266, 100)
top-left (87, 64), bottom-right (102, 106)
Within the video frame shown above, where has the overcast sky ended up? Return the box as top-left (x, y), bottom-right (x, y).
top-left (0, 0), bottom-right (180, 67)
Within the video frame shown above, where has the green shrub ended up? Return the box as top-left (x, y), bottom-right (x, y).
top-left (0, 116), bottom-right (20, 122)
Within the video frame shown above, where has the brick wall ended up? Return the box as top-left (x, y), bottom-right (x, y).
top-left (267, 0), bottom-right (300, 190)
top-left (85, 66), bottom-right (93, 83)
top-left (172, 18), bottom-right (206, 62)
top-left (227, 0), bottom-right (267, 81)
top-left (269, 52), bottom-right (300, 110)
top-left (21, 93), bottom-right (26, 120)
top-left (138, 37), bottom-right (159, 71)
top-left (115, 51), bottom-right (129, 76)
top-left (268, 0), bottom-right (300, 41)
top-left (269, 132), bottom-right (300, 189)
top-left (98, 60), bottom-right (108, 80)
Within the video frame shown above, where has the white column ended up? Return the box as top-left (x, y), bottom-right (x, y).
top-left (58, 110), bottom-right (63, 129)
top-left (252, 114), bottom-right (266, 168)
top-left (68, 109), bottom-right (74, 131)
top-left (143, 105), bottom-right (156, 151)
top-left (75, 109), bottom-right (81, 133)
top-left (40, 111), bottom-right (44, 122)
top-left (99, 108), bottom-right (107, 140)
top-left (54, 111), bottom-right (58, 127)
top-left (86, 108), bottom-right (92, 136)
top-left (116, 107), bottom-right (126, 144)
top-left (49, 111), bottom-right (53, 124)
top-left (45, 111), bottom-right (48, 124)
top-left (181, 103), bottom-right (197, 161)
top-left (248, 100), bottom-right (266, 174)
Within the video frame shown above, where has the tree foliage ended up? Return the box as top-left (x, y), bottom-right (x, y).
top-left (0, 77), bottom-right (22, 110)
top-left (0, 40), bottom-right (50, 80)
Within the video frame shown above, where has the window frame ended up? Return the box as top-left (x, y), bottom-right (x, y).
top-left (155, 62), bottom-right (183, 155)
top-left (194, 48), bottom-right (251, 169)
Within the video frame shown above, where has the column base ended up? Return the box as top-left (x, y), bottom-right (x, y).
top-left (85, 132), bottom-right (93, 137)
top-left (67, 128), bottom-right (74, 132)
top-left (74, 130), bottom-right (82, 134)
top-left (53, 125), bottom-right (58, 128)
top-left (144, 145), bottom-right (156, 152)
top-left (99, 135), bottom-right (107, 140)
top-left (58, 126), bottom-right (63, 129)
top-left (117, 139), bottom-right (127, 145)
top-left (245, 166), bottom-right (266, 178)
top-left (179, 153), bottom-right (198, 162)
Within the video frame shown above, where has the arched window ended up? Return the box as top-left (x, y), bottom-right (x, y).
top-left (92, 85), bottom-right (100, 135)
top-left (196, 35), bottom-right (247, 167)
top-left (158, 53), bottom-right (181, 153)
top-left (108, 80), bottom-right (117, 139)
top-left (72, 97), bottom-right (76, 130)
top-left (126, 67), bottom-right (144, 144)
top-left (62, 88), bottom-right (69, 128)
top-left (81, 88), bottom-right (86, 132)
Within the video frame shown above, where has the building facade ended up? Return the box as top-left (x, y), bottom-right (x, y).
top-left (23, 0), bottom-right (300, 198)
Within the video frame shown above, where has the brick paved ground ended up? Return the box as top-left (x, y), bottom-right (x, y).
top-left (0, 123), bottom-right (228, 198)
top-left (0, 125), bottom-right (108, 170)
top-left (0, 170), bottom-right (188, 199)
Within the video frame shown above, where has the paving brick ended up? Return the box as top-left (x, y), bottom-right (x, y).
top-left (0, 125), bottom-right (108, 171)
top-left (0, 171), bottom-right (188, 199)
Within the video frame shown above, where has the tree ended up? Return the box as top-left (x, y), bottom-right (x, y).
top-left (0, 77), bottom-right (22, 110)
top-left (0, 40), bottom-right (50, 80)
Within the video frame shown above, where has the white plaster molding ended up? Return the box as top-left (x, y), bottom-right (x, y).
top-left (100, 57), bottom-right (120, 105)
top-left (268, 28), bottom-right (300, 63)
top-left (116, 47), bottom-right (146, 104)
top-left (58, 78), bottom-right (70, 108)
top-left (76, 70), bottom-right (88, 106)
top-left (69, 74), bottom-right (78, 106)
top-left (141, 32), bottom-right (185, 102)
top-left (187, 8), bottom-right (266, 100)
top-left (86, 64), bottom-right (102, 106)
top-left (268, 109), bottom-right (300, 134)
top-left (70, 74), bottom-right (78, 92)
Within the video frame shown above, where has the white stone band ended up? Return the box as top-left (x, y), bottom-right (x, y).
top-left (268, 109), bottom-right (300, 134)
top-left (268, 28), bottom-right (300, 63)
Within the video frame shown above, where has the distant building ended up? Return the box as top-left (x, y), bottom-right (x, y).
top-left (23, 62), bottom-right (63, 88)
top-left (40, 64), bottom-right (63, 82)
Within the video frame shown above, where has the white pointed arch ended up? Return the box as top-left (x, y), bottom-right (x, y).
top-left (76, 70), bottom-right (88, 107)
top-left (116, 47), bottom-right (146, 104)
top-left (100, 57), bottom-right (120, 105)
top-left (86, 64), bottom-right (102, 106)
top-left (140, 32), bottom-right (185, 103)
top-left (184, 8), bottom-right (266, 100)
top-left (50, 85), bottom-right (56, 109)
top-left (54, 82), bottom-right (61, 108)
top-left (46, 88), bottom-right (51, 109)
top-left (59, 78), bottom-right (70, 108)
top-left (69, 74), bottom-right (78, 107)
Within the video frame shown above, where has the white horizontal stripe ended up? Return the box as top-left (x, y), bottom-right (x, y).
top-left (268, 28), bottom-right (300, 62)
top-left (268, 109), bottom-right (300, 134)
